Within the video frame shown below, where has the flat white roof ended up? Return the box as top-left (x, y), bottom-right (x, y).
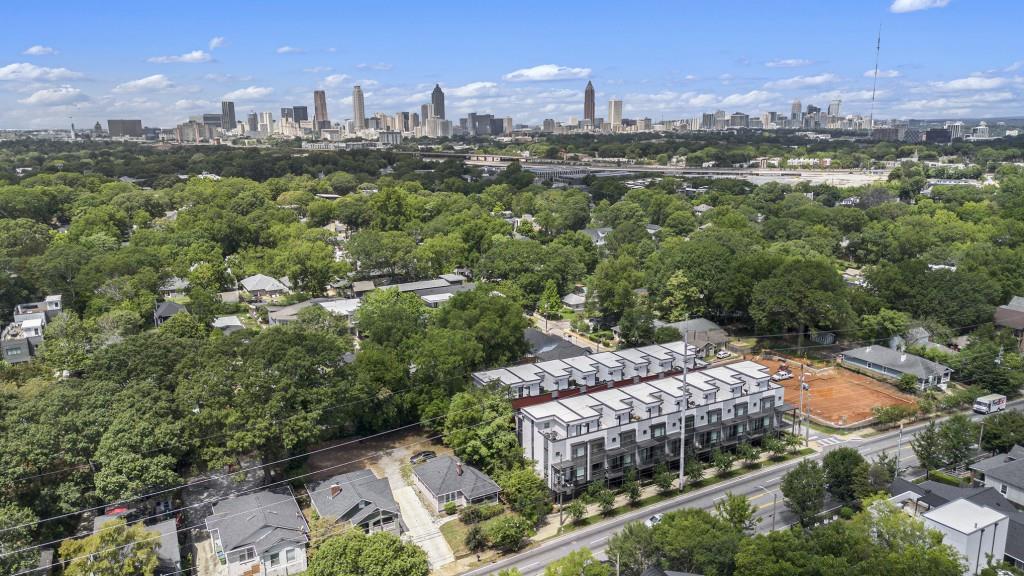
top-left (556, 395), bottom-right (603, 420)
top-left (726, 360), bottom-right (771, 379)
top-left (475, 368), bottom-right (520, 386)
top-left (924, 499), bottom-right (1005, 534)
top-left (682, 371), bottom-right (720, 392)
top-left (535, 360), bottom-right (570, 378)
top-left (421, 293), bottom-right (454, 304)
top-left (614, 348), bottom-right (649, 365)
top-left (637, 344), bottom-right (673, 361)
top-left (521, 401), bottom-right (580, 422)
top-left (590, 352), bottom-right (624, 369)
top-left (703, 367), bottom-right (744, 385)
top-left (621, 383), bottom-right (661, 405)
top-left (21, 318), bottom-right (43, 328)
top-left (562, 355), bottom-right (598, 373)
top-left (647, 376), bottom-right (688, 398)
top-left (319, 298), bottom-right (361, 316)
top-left (507, 364), bottom-right (544, 383)
top-left (583, 388), bottom-right (632, 412)
top-left (660, 341), bottom-right (699, 357)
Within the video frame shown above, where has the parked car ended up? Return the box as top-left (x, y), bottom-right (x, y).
top-left (771, 371), bottom-right (793, 382)
top-left (716, 349), bottom-right (731, 359)
top-left (410, 450), bottom-right (437, 464)
top-left (644, 513), bottom-right (664, 528)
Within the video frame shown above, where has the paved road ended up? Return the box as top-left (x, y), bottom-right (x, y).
top-left (463, 401), bottom-right (1022, 576)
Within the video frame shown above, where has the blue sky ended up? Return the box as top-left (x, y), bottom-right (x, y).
top-left (1, 0), bottom-right (1022, 128)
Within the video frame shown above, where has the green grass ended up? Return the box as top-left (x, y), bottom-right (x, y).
top-left (440, 518), bottom-right (471, 557)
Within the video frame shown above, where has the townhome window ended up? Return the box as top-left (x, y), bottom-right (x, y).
top-left (592, 461), bottom-right (604, 473)
top-left (286, 549), bottom-right (297, 563)
top-left (735, 403), bottom-right (748, 417)
top-left (685, 415), bottom-right (695, 429)
top-left (572, 445), bottom-right (586, 459)
top-left (762, 397), bottom-right (775, 410)
top-left (708, 409), bottom-right (722, 424)
top-left (575, 467), bottom-right (585, 481)
top-left (623, 453), bottom-right (634, 466)
top-left (651, 424), bottom-right (666, 439)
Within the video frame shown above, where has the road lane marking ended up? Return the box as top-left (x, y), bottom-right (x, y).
top-left (590, 537), bottom-right (606, 545)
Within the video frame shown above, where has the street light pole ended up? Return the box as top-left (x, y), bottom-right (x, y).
top-left (678, 315), bottom-right (690, 491)
top-left (978, 420), bottom-right (985, 452)
top-left (758, 485), bottom-right (777, 531)
top-left (894, 423), bottom-right (904, 482)
top-left (803, 386), bottom-right (811, 446)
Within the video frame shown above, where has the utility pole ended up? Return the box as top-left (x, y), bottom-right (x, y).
top-left (894, 423), bottom-right (904, 481)
top-left (798, 374), bottom-right (806, 435)
top-left (978, 420), bottom-right (985, 452)
top-left (803, 387), bottom-right (811, 446)
top-left (678, 314), bottom-right (690, 491)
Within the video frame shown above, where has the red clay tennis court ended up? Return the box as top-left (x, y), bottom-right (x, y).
top-left (758, 358), bottom-right (917, 427)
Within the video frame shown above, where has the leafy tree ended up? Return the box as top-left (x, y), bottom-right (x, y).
top-left (764, 436), bottom-right (787, 460)
top-left (485, 514), bottom-right (533, 552)
top-left (652, 508), bottom-right (741, 576)
top-left (781, 460), bottom-right (826, 528)
top-left (713, 448), bottom-right (737, 476)
top-left (896, 373), bottom-right (919, 393)
top-left (0, 504), bottom-right (38, 575)
top-left (619, 299), bottom-right (656, 347)
top-left (738, 442), bottom-right (762, 468)
top-left (980, 410), bottom-right (1024, 453)
top-left (858, 308), bottom-right (911, 342)
top-left (157, 312), bottom-right (206, 339)
top-left (60, 518), bottom-right (159, 576)
top-left (565, 499), bottom-right (587, 524)
top-left (606, 522), bottom-right (658, 576)
top-left (867, 450), bottom-right (900, 492)
top-left (496, 466), bottom-right (552, 525)
top-left (658, 271), bottom-right (705, 321)
top-left (38, 311), bottom-right (91, 373)
top-left (466, 525), bottom-right (488, 552)
top-left (653, 463), bottom-right (675, 494)
top-left (444, 387), bottom-right (522, 474)
top-left (823, 447), bottom-right (870, 502)
top-left (595, 488), bottom-right (616, 515)
top-left (684, 456), bottom-right (704, 484)
top-left (715, 491), bottom-right (762, 533)
top-left (588, 255), bottom-right (643, 319)
top-left (623, 474), bottom-right (642, 506)
top-left (912, 420), bottom-right (945, 473)
top-left (436, 287), bottom-right (530, 367)
top-left (543, 548), bottom-right (613, 576)
top-left (307, 530), bottom-right (429, 576)
top-left (938, 414), bottom-right (977, 471)
top-left (355, 288), bottom-right (427, 349)
top-left (538, 279), bottom-right (562, 319)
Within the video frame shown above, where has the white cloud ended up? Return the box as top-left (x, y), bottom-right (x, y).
top-left (720, 90), bottom-right (779, 106)
top-left (447, 81), bottom-right (499, 97)
top-left (148, 50), bottom-right (211, 63)
top-left (503, 64), bottom-right (591, 82)
top-left (0, 62), bottom-right (82, 81)
top-left (323, 74), bottom-right (350, 87)
top-left (203, 73), bottom-right (252, 82)
top-left (356, 62), bottom-right (392, 71)
top-left (22, 45), bottom-right (57, 56)
top-left (276, 46), bottom-right (304, 54)
top-left (304, 66), bottom-right (332, 73)
top-left (209, 37), bottom-right (225, 50)
top-left (222, 86), bottom-right (274, 100)
top-left (360, 79), bottom-right (379, 87)
top-left (764, 73), bottom-right (839, 89)
top-left (18, 85), bottom-right (87, 106)
top-left (930, 76), bottom-right (1007, 91)
top-left (890, 0), bottom-right (950, 13)
top-left (893, 91), bottom-right (1014, 114)
top-left (112, 74), bottom-right (173, 93)
top-left (683, 74), bottom-right (698, 81)
top-left (174, 98), bottom-right (213, 110)
top-left (864, 69), bottom-right (902, 78)
top-left (765, 58), bottom-right (813, 68)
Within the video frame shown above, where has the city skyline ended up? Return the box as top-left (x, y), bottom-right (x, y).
top-left (2, 0), bottom-right (1024, 129)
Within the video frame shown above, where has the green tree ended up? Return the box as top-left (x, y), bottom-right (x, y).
top-left (939, 414), bottom-right (977, 471)
top-left (858, 308), bottom-right (911, 342)
top-left (485, 514), bottom-right (533, 552)
top-left (619, 299), bottom-right (656, 347)
top-left (465, 525), bottom-right (487, 552)
top-left (543, 548), bottom-right (613, 576)
top-left (715, 491), bottom-right (762, 533)
top-left (738, 442), bottom-right (762, 468)
top-left (912, 420), bottom-right (945, 473)
top-left (565, 499), bottom-right (587, 524)
top-left (764, 436), bottom-right (787, 460)
top-left (595, 488), bottom-right (616, 515)
top-left (355, 287), bottom-right (427, 349)
top-left (38, 311), bottom-right (91, 373)
top-left (444, 388), bottom-right (522, 474)
top-left (713, 448), bottom-right (736, 476)
top-left (652, 508), bottom-right (741, 576)
top-left (823, 447), bottom-right (870, 502)
top-left (0, 504), bottom-right (38, 575)
top-left (538, 279), bottom-right (562, 319)
top-left (781, 459), bottom-right (826, 528)
top-left (980, 411), bottom-right (1024, 453)
top-left (497, 466), bottom-right (552, 525)
top-left (684, 457), bottom-right (704, 484)
top-left (307, 530), bottom-right (429, 576)
top-left (606, 522), bottom-right (658, 576)
top-left (897, 373), bottom-right (920, 393)
top-left (653, 463), bottom-right (675, 494)
top-left (588, 255), bottom-right (643, 319)
top-left (436, 286), bottom-right (530, 366)
top-left (658, 271), bottom-right (705, 321)
top-left (60, 519), bottom-right (159, 576)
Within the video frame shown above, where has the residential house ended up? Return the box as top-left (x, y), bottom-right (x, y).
top-left (412, 456), bottom-right (501, 512)
top-left (211, 315), bottom-right (245, 335)
top-left (891, 326), bottom-right (956, 356)
top-left (306, 470), bottom-right (403, 535)
top-left (890, 478), bottom-right (1023, 571)
top-left (267, 297), bottom-right (361, 327)
top-left (973, 446), bottom-right (1024, 507)
top-left (239, 274), bottom-right (291, 301)
top-left (994, 296), bottom-right (1024, 351)
top-left (524, 328), bottom-right (589, 362)
top-left (158, 277), bottom-right (190, 299)
top-left (692, 203), bottom-right (713, 216)
top-left (581, 227), bottom-right (612, 246)
top-left (654, 318), bottom-right (730, 357)
top-left (153, 301), bottom-right (187, 327)
top-left (839, 345), bottom-right (952, 390)
top-left (93, 512), bottom-right (181, 576)
top-left (1, 294), bottom-right (62, 364)
top-left (562, 292), bottom-right (586, 312)
top-left (518, 360), bottom-right (794, 492)
top-left (205, 489), bottom-right (308, 576)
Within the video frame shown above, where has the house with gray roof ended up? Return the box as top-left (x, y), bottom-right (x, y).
top-left (995, 296), bottom-right (1024, 350)
top-left (205, 488), bottom-right (308, 576)
top-left (239, 274), bottom-right (291, 301)
top-left (839, 345), bottom-right (951, 390)
top-left (654, 317), bottom-right (730, 357)
top-left (306, 470), bottom-right (403, 535)
top-left (581, 227), bottom-right (613, 246)
top-left (92, 513), bottom-right (181, 576)
top-left (412, 456), bottom-right (501, 512)
top-left (153, 301), bottom-right (186, 327)
top-left (976, 446), bottom-right (1024, 507)
top-left (211, 315), bottom-right (245, 335)
top-left (158, 277), bottom-right (190, 299)
top-left (562, 292), bottom-right (586, 312)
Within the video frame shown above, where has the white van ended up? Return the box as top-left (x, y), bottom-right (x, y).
top-left (973, 394), bottom-right (1007, 414)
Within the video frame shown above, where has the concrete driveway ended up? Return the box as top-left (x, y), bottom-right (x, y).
top-left (372, 443), bottom-right (454, 569)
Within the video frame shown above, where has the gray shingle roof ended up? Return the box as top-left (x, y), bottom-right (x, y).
top-left (154, 301), bottom-right (186, 320)
top-left (524, 328), bottom-right (588, 361)
top-left (413, 456), bottom-right (500, 501)
top-left (206, 489), bottom-right (307, 555)
top-left (841, 345), bottom-right (950, 380)
top-left (985, 455), bottom-right (1024, 489)
top-left (306, 470), bottom-right (399, 527)
top-left (151, 518), bottom-right (181, 570)
top-left (995, 306), bottom-right (1024, 330)
top-left (240, 274), bottom-right (289, 294)
top-left (970, 445), bottom-right (1024, 474)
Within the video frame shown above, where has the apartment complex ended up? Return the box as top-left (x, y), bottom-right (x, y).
top-left (1, 294), bottom-right (62, 364)
top-left (515, 359), bottom-right (793, 491)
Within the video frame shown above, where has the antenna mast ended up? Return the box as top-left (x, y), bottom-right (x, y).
top-left (868, 25), bottom-right (881, 135)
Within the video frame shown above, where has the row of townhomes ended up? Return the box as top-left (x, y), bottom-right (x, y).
top-left (0, 294), bottom-right (62, 364)
top-left (473, 343), bottom-right (794, 493)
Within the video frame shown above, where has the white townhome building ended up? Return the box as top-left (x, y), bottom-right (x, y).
top-left (515, 359), bottom-right (793, 492)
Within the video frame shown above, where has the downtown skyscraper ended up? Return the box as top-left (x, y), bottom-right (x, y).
top-left (220, 101), bottom-right (236, 133)
top-left (431, 84), bottom-right (445, 120)
top-left (584, 81), bottom-right (595, 124)
top-left (352, 85), bottom-right (366, 130)
top-left (313, 90), bottom-right (330, 129)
